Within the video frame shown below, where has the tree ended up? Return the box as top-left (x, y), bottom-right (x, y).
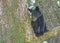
top-left (0, 0), bottom-right (60, 43)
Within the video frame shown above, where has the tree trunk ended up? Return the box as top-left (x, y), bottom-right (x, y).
top-left (0, 0), bottom-right (60, 43)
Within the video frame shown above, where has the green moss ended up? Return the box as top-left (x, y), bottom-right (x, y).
top-left (0, 39), bottom-right (4, 43)
top-left (57, 0), bottom-right (60, 1)
top-left (27, 0), bottom-right (31, 7)
top-left (27, 41), bottom-right (33, 43)
top-left (9, 0), bottom-right (19, 11)
top-left (19, 41), bottom-right (24, 43)
top-left (5, 0), bottom-right (26, 43)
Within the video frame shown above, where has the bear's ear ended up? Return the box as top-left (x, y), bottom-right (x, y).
top-left (28, 8), bottom-right (32, 12)
top-left (28, 6), bottom-right (34, 12)
top-left (35, 6), bottom-right (39, 11)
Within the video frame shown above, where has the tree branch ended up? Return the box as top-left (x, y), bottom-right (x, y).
top-left (36, 26), bottom-right (60, 42)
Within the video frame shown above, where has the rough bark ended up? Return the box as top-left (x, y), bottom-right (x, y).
top-left (0, 0), bottom-right (60, 43)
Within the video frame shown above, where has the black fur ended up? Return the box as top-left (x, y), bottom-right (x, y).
top-left (28, 6), bottom-right (48, 37)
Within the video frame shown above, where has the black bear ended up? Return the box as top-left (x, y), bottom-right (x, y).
top-left (28, 6), bottom-right (48, 37)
